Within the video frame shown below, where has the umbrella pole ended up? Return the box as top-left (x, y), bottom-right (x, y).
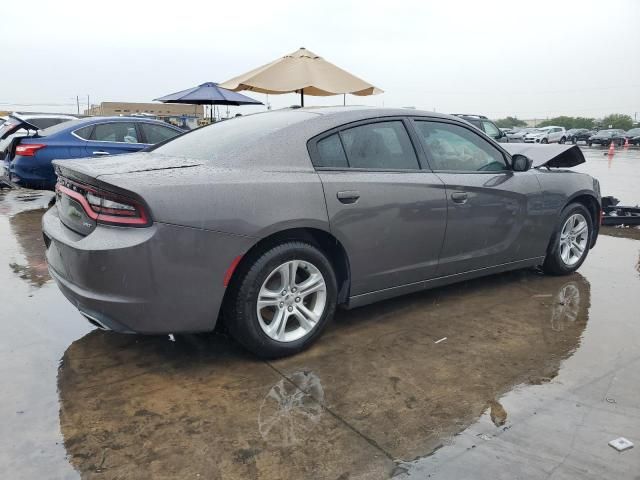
top-left (300, 89), bottom-right (304, 107)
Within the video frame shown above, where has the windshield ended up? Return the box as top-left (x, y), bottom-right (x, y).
top-left (153, 110), bottom-right (316, 161)
top-left (598, 130), bottom-right (616, 136)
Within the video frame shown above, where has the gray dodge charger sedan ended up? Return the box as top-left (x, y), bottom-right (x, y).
top-left (43, 108), bottom-right (601, 357)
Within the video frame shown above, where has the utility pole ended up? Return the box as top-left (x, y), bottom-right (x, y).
top-left (76, 96), bottom-right (80, 115)
top-left (87, 95), bottom-right (90, 116)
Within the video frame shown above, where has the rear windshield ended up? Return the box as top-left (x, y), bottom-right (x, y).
top-left (152, 110), bottom-right (315, 161)
top-left (39, 119), bottom-right (87, 136)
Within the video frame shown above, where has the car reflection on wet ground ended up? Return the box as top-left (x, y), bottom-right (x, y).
top-left (1, 146), bottom-right (639, 479)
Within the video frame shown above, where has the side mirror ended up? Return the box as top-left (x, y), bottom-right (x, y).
top-left (512, 154), bottom-right (532, 172)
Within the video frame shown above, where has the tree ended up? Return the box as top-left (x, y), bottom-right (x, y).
top-left (600, 114), bottom-right (633, 131)
top-left (494, 116), bottom-right (527, 128)
top-left (573, 117), bottom-right (595, 129)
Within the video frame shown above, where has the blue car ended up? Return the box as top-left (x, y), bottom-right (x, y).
top-left (3, 117), bottom-right (184, 190)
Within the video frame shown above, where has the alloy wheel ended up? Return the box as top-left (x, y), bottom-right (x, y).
top-left (558, 213), bottom-right (589, 267)
top-left (256, 260), bottom-right (327, 342)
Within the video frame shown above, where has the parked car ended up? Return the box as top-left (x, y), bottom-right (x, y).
top-left (0, 113), bottom-right (77, 162)
top-left (3, 116), bottom-right (183, 190)
top-left (624, 127), bottom-right (640, 145)
top-left (452, 114), bottom-right (508, 142)
top-left (43, 108), bottom-right (601, 358)
top-left (506, 127), bottom-right (536, 143)
top-left (524, 126), bottom-right (567, 144)
top-left (566, 128), bottom-right (595, 144)
top-left (587, 129), bottom-right (627, 147)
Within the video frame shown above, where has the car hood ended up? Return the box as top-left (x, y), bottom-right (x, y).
top-left (502, 143), bottom-right (585, 168)
top-left (53, 152), bottom-right (204, 180)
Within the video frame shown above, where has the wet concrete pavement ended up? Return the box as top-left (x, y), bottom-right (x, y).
top-left (1, 147), bottom-right (639, 479)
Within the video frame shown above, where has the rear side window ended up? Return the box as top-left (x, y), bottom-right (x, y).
top-left (340, 121), bottom-right (419, 170)
top-left (73, 126), bottom-right (93, 140)
top-left (92, 123), bottom-right (140, 143)
top-left (141, 123), bottom-right (180, 144)
top-left (315, 134), bottom-right (348, 168)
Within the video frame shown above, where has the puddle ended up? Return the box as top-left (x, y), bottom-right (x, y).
top-left (0, 178), bottom-right (639, 478)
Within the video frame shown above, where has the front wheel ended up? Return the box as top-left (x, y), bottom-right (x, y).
top-left (542, 203), bottom-right (592, 275)
top-left (541, 138), bottom-right (548, 144)
top-left (560, 136), bottom-right (566, 144)
top-left (224, 241), bottom-right (337, 358)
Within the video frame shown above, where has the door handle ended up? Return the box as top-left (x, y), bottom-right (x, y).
top-left (450, 191), bottom-right (468, 204)
top-left (92, 151), bottom-right (110, 156)
top-left (337, 190), bottom-right (360, 204)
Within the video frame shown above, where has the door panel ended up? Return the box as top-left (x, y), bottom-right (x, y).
top-left (412, 119), bottom-right (545, 276)
top-left (434, 171), bottom-right (544, 275)
top-left (319, 170), bottom-right (447, 295)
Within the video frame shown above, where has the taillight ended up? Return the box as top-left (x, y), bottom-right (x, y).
top-left (56, 179), bottom-right (150, 227)
top-left (16, 144), bottom-right (46, 156)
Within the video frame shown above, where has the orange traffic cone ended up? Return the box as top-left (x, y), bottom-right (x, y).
top-left (608, 140), bottom-right (615, 156)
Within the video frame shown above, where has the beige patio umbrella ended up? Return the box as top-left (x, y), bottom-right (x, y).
top-left (219, 47), bottom-right (382, 107)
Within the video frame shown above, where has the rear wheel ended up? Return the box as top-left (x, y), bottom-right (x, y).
top-left (224, 241), bottom-right (337, 358)
top-left (560, 136), bottom-right (566, 144)
top-left (542, 203), bottom-right (592, 275)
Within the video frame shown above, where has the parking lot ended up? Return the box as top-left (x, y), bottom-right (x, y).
top-left (1, 145), bottom-right (639, 479)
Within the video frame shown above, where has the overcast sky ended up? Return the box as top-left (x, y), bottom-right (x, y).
top-left (1, 0), bottom-right (639, 120)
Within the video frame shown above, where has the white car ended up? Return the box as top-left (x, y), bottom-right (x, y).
top-left (524, 126), bottom-right (567, 144)
top-left (0, 113), bottom-right (77, 162)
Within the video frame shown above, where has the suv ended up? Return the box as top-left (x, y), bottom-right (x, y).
top-left (524, 126), bottom-right (567, 144)
top-left (567, 128), bottom-right (595, 144)
top-left (452, 114), bottom-right (508, 143)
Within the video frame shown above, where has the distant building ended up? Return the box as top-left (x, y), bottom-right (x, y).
top-left (84, 102), bottom-right (203, 118)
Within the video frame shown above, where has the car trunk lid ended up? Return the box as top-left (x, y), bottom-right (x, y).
top-left (53, 152), bottom-right (203, 180)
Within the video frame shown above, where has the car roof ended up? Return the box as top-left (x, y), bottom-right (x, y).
top-left (260, 107), bottom-right (477, 133)
top-left (10, 113), bottom-right (77, 120)
top-left (66, 116), bottom-right (176, 127)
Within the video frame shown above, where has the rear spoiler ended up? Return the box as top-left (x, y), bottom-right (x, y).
top-left (502, 144), bottom-right (585, 168)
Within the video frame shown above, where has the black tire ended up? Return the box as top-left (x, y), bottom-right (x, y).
top-left (560, 136), bottom-right (566, 144)
top-left (588, 141), bottom-right (592, 147)
top-left (224, 241), bottom-right (337, 358)
top-left (542, 203), bottom-right (593, 276)
top-left (571, 137), bottom-right (577, 144)
top-left (541, 138), bottom-right (548, 144)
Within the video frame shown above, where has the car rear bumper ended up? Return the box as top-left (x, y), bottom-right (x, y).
top-left (43, 205), bottom-right (254, 334)
top-left (9, 157), bottom-right (56, 189)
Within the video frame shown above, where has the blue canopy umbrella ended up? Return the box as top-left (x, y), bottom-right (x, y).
top-left (154, 82), bottom-right (263, 121)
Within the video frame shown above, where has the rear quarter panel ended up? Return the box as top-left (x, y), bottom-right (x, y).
top-left (101, 165), bottom-right (331, 239)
